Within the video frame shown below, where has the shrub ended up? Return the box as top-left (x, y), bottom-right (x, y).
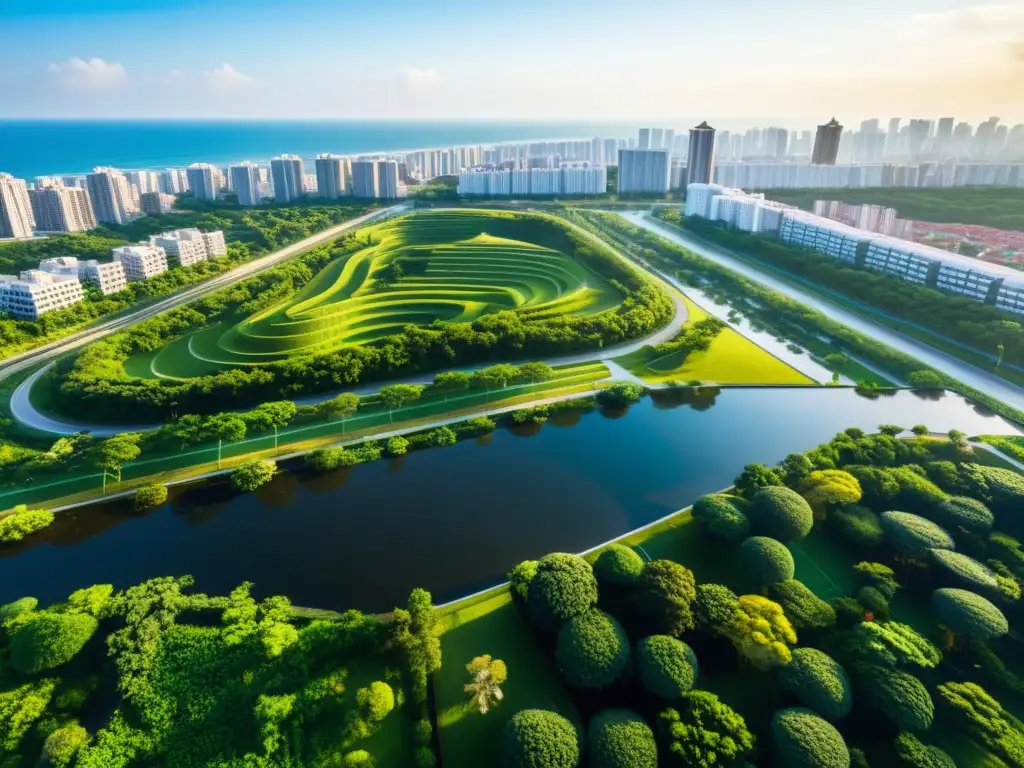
top-left (9, 612), bottom-right (99, 674)
top-left (231, 459), bottom-right (276, 492)
top-left (694, 583), bottom-right (739, 632)
top-left (750, 487), bottom-right (814, 541)
top-left (133, 483), bottom-right (168, 512)
top-left (724, 595), bottom-right (798, 670)
top-left (67, 584), bottom-right (113, 617)
top-left (893, 733), bottom-right (956, 768)
top-left (526, 553), bottom-right (598, 632)
top-left (555, 609), bottom-right (630, 689)
top-left (593, 545), bottom-right (645, 586)
top-left (932, 588), bottom-right (1009, 640)
top-left (386, 436), bottom-right (409, 456)
top-left (935, 496), bottom-right (994, 533)
top-left (598, 381), bottom-right (644, 406)
top-left (414, 718), bottom-right (433, 746)
top-left (856, 665), bottom-right (934, 731)
top-left (829, 597), bottom-right (867, 628)
top-left (734, 462), bottom-right (784, 498)
top-left (771, 708), bottom-right (850, 768)
top-left (342, 751), bottom-right (376, 768)
top-left (800, 471), bottom-right (862, 515)
top-left (414, 747), bottom-right (437, 768)
top-left (306, 447), bottom-right (357, 472)
top-left (692, 494), bottom-right (750, 543)
top-left (852, 561), bottom-right (899, 598)
top-left (976, 465), bottom-right (1024, 514)
top-left (638, 560), bottom-right (697, 636)
top-left (770, 580), bottom-right (836, 631)
top-left (0, 506), bottom-right (55, 542)
top-left (779, 648), bottom-right (852, 721)
top-left (659, 691), bottom-right (756, 768)
top-left (931, 549), bottom-right (999, 592)
top-left (355, 681), bottom-right (394, 722)
top-left (39, 724), bottom-right (89, 768)
top-left (848, 621), bottom-right (941, 669)
top-left (636, 635), bottom-right (699, 699)
top-left (0, 596), bottom-right (37, 622)
top-left (740, 537), bottom-right (795, 587)
top-left (509, 560), bottom-right (538, 602)
top-left (889, 467), bottom-right (949, 515)
top-left (501, 709), bottom-right (581, 768)
top-left (431, 426), bottom-right (457, 446)
top-left (829, 504), bottom-right (884, 547)
top-left (936, 681), bottom-right (1024, 767)
top-left (588, 709), bottom-right (658, 768)
top-left (856, 586), bottom-right (890, 620)
top-left (879, 511), bottom-right (955, 554)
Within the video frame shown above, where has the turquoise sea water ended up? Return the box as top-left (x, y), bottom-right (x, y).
top-left (0, 119), bottom-right (637, 178)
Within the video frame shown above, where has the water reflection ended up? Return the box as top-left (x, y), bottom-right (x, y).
top-left (649, 386), bottom-right (722, 411)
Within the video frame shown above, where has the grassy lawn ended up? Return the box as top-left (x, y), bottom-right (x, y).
top-left (435, 592), bottom-right (579, 768)
top-left (978, 435), bottom-right (1024, 463)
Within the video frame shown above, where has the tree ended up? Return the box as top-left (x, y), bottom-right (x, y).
top-left (829, 505), bottom-right (884, 547)
top-left (356, 681), bottom-right (395, 722)
top-left (880, 511), bottom-right (955, 555)
top-left (231, 459), bottom-right (276, 492)
top-left (464, 655), bottom-right (507, 714)
top-left (386, 436), bottom-right (409, 456)
top-left (893, 733), bottom-right (956, 768)
top-left (779, 648), bottom-right (853, 721)
top-left (907, 370), bottom-right (945, 389)
top-left (781, 453), bottom-right (814, 487)
top-left (204, 413), bottom-right (247, 442)
top-left (501, 709), bottom-right (581, 768)
top-left (9, 612), bottom-right (99, 674)
top-left (771, 708), bottom-right (850, 768)
top-left (852, 561), bottom-right (900, 598)
top-left (638, 559), bottom-right (697, 636)
top-left (515, 362), bottom-right (555, 383)
top-left (379, 383), bottom-right (425, 412)
top-left (588, 710), bottom-right (657, 768)
top-left (691, 494), bottom-right (750, 543)
top-left (878, 424), bottom-right (905, 437)
top-left (597, 381), bottom-right (644, 406)
top-left (433, 370), bottom-right (473, 392)
top-left (134, 483), bottom-right (168, 512)
top-left (749, 487), bottom-right (814, 541)
top-left (0, 596), bottom-right (37, 622)
top-left (0, 506), bottom-right (55, 542)
top-left (740, 537), bottom-right (795, 587)
top-left (593, 545), bottom-right (645, 586)
top-left (931, 549), bottom-right (999, 592)
top-left (734, 462), bottom-right (783, 498)
top-left (856, 665), bottom-right (934, 731)
top-left (322, 392), bottom-right (360, 419)
top-left (975, 465), bottom-right (1024, 514)
top-left (659, 691), bottom-right (757, 768)
top-left (694, 583), bottom-right (739, 632)
top-left (935, 496), bottom-right (994, 534)
top-left (769, 580), bottom-right (836, 631)
top-left (910, 424), bottom-right (930, 436)
top-left (92, 433), bottom-right (141, 481)
top-left (723, 595), bottom-right (798, 670)
top-left (246, 400), bottom-right (297, 429)
top-left (636, 635), bottom-right (699, 700)
top-left (67, 584), bottom-right (114, 617)
top-left (40, 724), bottom-right (89, 768)
top-left (343, 750), bottom-right (376, 768)
top-left (800, 471), bottom-right (862, 516)
top-left (846, 621), bottom-right (941, 669)
top-left (936, 682), bottom-right (1024, 767)
top-left (932, 588), bottom-right (1009, 641)
top-left (509, 560), bottom-right (538, 602)
top-left (473, 364), bottom-right (518, 389)
top-left (555, 608), bottom-right (630, 689)
top-left (526, 553), bottom-right (598, 632)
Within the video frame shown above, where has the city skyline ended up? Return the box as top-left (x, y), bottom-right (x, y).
top-left (1, 0), bottom-right (1023, 120)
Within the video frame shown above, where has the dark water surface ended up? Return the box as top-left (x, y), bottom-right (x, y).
top-left (1, 388), bottom-right (1019, 611)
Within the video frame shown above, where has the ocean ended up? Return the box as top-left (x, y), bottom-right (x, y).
top-left (0, 119), bottom-right (639, 179)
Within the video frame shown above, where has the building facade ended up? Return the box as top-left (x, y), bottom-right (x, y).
top-left (86, 168), bottom-right (138, 225)
top-left (139, 191), bottom-right (176, 215)
top-left (186, 163), bottom-right (220, 201)
top-left (150, 228), bottom-right (227, 267)
top-left (0, 269), bottom-right (84, 319)
top-left (812, 118), bottom-right (844, 165)
top-left (315, 154), bottom-right (351, 198)
top-left (686, 122), bottom-right (716, 185)
top-left (617, 149), bottom-right (671, 194)
top-left (112, 244), bottom-right (169, 281)
top-left (0, 173), bottom-right (35, 238)
top-left (229, 162), bottom-right (263, 206)
top-left (270, 155), bottom-right (305, 203)
top-left (79, 259), bottom-right (128, 295)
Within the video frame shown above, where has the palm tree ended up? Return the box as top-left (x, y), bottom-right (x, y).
top-left (464, 655), bottom-right (507, 715)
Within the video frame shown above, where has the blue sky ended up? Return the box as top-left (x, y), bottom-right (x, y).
top-left (1, 0), bottom-right (1022, 120)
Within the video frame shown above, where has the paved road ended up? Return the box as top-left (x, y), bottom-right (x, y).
top-left (623, 212), bottom-right (1024, 413)
top-left (0, 204), bottom-right (408, 382)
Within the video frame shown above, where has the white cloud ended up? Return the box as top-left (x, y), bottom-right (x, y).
top-left (47, 57), bottom-right (127, 90)
top-left (401, 67), bottom-right (440, 88)
top-left (204, 63), bottom-right (253, 87)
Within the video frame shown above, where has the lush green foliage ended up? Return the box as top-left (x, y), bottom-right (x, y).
top-left (932, 588), bottom-right (1009, 640)
top-left (829, 504), bottom-right (884, 547)
top-left (723, 595), bottom-right (798, 670)
top-left (40, 724), bottom-right (89, 767)
top-left (658, 691), bottom-right (756, 768)
top-left (893, 733), bottom-right (956, 768)
top-left (779, 649), bottom-right (852, 721)
top-left (635, 635), bottom-right (699, 700)
top-left (593, 545), bottom-right (645, 586)
top-left (769, 580), bottom-right (837, 631)
top-left (879, 511), bottom-right (955, 554)
top-left (856, 665), bottom-right (934, 731)
top-left (230, 459), bottom-right (276, 492)
top-left (356, 681), bottom-right (395, 722)
top-left (555, 609), bottom-right (630, 690)
top-left (0, 596), bottom-right (37, 621)
top-left (500, 709), bottom-right (581, 768)
top-left (693, 583), bottom-right (739, 632)
top-left (749, 486), bottom-right (814, 541)
top-left (844, 621), bottom-right (941, 669)
top-left (740, 536), bottom-right (795, 587)
top-left (0, 506), bottom-right (55, 542)
top-left (9, 612), bottom-right (99, 674)
top-left (771, 708), bottom-right (850, 768)
top-left (800, 470), bottom-right (862, 515)
top-left (597, 381), bottom-right (645, 406)
top-left (936, 682), bottom-right (1024, 767)
top-left (588, 709), bottom-right (657, 768)
top-left (637, 559), bottom-right (697, 636)
top-left (526, 553), bottom-right (599, 632)
top-left (733, 462), bottom-right (784, 498)
top-left (691, 494), bottom-right (750, 543)
top-left (973, 465), bottom-right (1024, 515)
top-left (134, 484), bottom-right (168, 512)
top-left (931, 549), bottom-right (999, 592)
top-left (935, 496), bottom-right (995, 533)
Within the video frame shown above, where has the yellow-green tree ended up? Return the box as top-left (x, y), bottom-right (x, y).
top-left (723, 595), bottom-right (797, 670)
top-left (465, 655), bottom-right (507, 714)
top-left (800, 470), bottom-right (862, 516)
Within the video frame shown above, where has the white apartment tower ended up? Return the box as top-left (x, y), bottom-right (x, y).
top-left (28, 187), bottom-right (97, 233)
top-left (112, 244), bottom-right (169, 281)
top-left (0, 173), bottom-right (36, 238)
top-left (270, 155), bottom-right (305, 203)
top-left (186, 163), bottom-right (220, 201)
top-left (150, 228), bottom-right (227, 267)
top-left (229, 162), bottom-right (263, 206)
top-left (617, 149), bottom-right (671, 194)
top-left (351, 160), bottom-right (379, 198)
top-left (0, 270), bottom-right (84, 319)
top-left (159, 169), bottom-right (189, 195)
top-left (86, 168), bottom-right (138, 225)
top-left (376, 160), bottom-right (400, 199)
top-left (315, 154), bottom-right (351, 199)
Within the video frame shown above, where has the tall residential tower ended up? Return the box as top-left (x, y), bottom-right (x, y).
top-left (686, 121), bottom-right (717, 185)
top-left (812, 118), bottom-right (843, 165)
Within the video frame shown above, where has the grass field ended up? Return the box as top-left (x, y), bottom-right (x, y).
top-left (124, 210), bottom-right (625, 380)
top-left (612, 294), bottom-right (815, 385)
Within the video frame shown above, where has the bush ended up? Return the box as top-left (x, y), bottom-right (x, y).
top-left (724, 595), bottom-right (798, 670)
top-left (750, 487), bottom-right (814, 541)
top-left (342, 751), bottom-right (376, 768)
top-left (588, 709), bottom-right (657, 768)
top-left (734, 462), bottom-right (784, 498)
top-left (231, 459), bottom-right (276, 492)
top-left (930, 549), bottom-right (999, 592)
top-left (932, 588), bottom-right (1009, 640)
top-left (356, 681), bottom-right (395, 722)
top-left (853, 561), bottom-right (899, 598)
top-left (856, 665), bottom-right (934, 731)
top-left (598, 381), bottom-right (644, 406)
top-left (9, 612), bottom-right (99, 674)
top-left (414, 717), bottom-right (433, 746)
top-left (771, 708), bottom-right (850, 768)
top-left (555, 609), bottom-right (630, 689)
top-left (849, 621), bottom-right (941, 669)
top-left (936, 681), bottom-right (1024, 767)
top-left (770, 580), bottom-right (836, 631)
top-left (935, 496), bottom-right (994, 533)
top-left (659, 691), bottom-right (756, 767)
top-left (779, 648), bottom-right (853, 721)
top-left (692, 494), bottom-right (750, 543)
top-left (800, 470), bottom-right (862, 515)
top-left (829, 597), bottom-right (867, 628)
top-left (740, 537), bottom-right (795, 587)
top-left (0, 596), bottom-right (38, 622)
top-left (386, 436), bottom-right (409, 456)
top-left (133, 483), bottom-right (168, 512)
top-left (879, 511), bottom-right (955, 554)
top-left (39, 724), bottom-right (89, 768)
top-left (509, 560), bottom-right (538, 602)
top-left (856, 586), bottom-right (890, 620)
top-left (976, 465), bottom-right (1024, 514)
top-left (414, 747), bottom-right (437, 768)
top-left (829, 504), bottom-right (884, 547)
top-left (501, 709), bottom-right (581, 768)
top-left (593, 545), bottom-right (645, 586)
top-left (893, 733), bottom-right (956, 768)
top-left (638, 559), bottom-right (697, 636)
top-left (0, 506), bottom-right (55, 542)
top-left (431, 426), bottom-right (457, 446)
top-left (636, 635), bottom-right (699, 699)
top-left (694, 583), bottom-right (739, 632)
top-left (526, 553), bottom-right (598, 631)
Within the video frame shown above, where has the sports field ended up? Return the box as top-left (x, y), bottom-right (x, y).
top-left (124, 210), bottom-right (624, 380)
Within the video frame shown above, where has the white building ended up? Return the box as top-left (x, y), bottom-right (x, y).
top-left (560, 162), bottom-right (607, 195)
top-left (779, 211), bottom-right (872, 263)
top-left (186, 163), bottom-right (220, 201)
top-left (315, 154), bottom-right (351, 198)
top-left (270, 155), bottom-right (305, 203)
top-left (86, 168), bottom-right (139, 225)
top-left (159, 169), bottom-right (189, 195)
top-left (112, 244), bottom-right (169, 282)
top-left (230, 162), bottom-right (263, 206)
top-left (0, 269), bottom-right (84, 319)
top-left (125, 171), bottom-right (160, 195)
top-left (458, 164), bottom-right (606, 197)
top-left (684, 183), bottom-right (786, 234)
top-left (80, 259), bottom-right (128, 295)
top-left (0, 173), bottom-right (36, 238)
top-left (350, 160), bottom-right (378, 198)
top-left (617, 149), bottom-right (671, 194)
top-left (29, 186), bottom-right (97, 232)
top-left (139, 192), bottom-right (176, 215)
top-left (150, 228), bottom-right (226, 267)
top-left (376, 159), bottom-right (401, 199)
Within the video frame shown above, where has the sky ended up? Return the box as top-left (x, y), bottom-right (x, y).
top-left (0, 0), bottom-right (1022, 123)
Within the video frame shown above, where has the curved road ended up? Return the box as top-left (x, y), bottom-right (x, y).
top-left (622, 212), bottom-right (1024, 413)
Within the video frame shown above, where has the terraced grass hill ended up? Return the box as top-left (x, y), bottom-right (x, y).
top-left (124, 210), bottom-right (624, 380)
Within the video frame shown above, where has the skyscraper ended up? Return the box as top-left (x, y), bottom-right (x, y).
top-left (651, 129), bottom-right (665, 151)
top-left (186, 163), bottom-right (220, 201)
top-left (315, 154), bottom-right (351, 198)
top-left (935, 118), bottom-right (955, 154)
top-left (812, 118), bottom-right (843, 165)
top-left (270, 155), bottom-right (305, 203)
top-left (886, 117), bottom-right (902, 156)
top-left (638, 128), bottom-right (652, 150)
top-left (28, 186), bottom-right (96, 232)
top-left (376, 160), bottom-right (400, 199)
top-left (85, 168), bottom-right (138, 224)
top-left (351, 160), bottom-right (379, 198)
top-left (907, 119), bottom-right (932, 156)
top-left (686, 121), bottom-right (716, 185)
top-left (229, 162), bottom-right (263, 206)
top-left (159, 169), bottom-right (188, 195)
top-left (617, 149), bottom-right (671, 194)
top-left (765, 127), bottom-right (788, 158)
top-left (0, 173), bottom-right (35, 238)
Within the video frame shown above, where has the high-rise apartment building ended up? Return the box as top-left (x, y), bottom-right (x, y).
top-left (159, 169), bottom-right (188, 195)
top-left (617, 149), bottom-right (671, 194)
top-left (351, 160), bottom-right (378, 198)
top-left (315, 154), bottom-right (351, 198)
top-left (638, 128), bottom-right (652, 150)
top-left (935, 118), bottom-right (955, 154)
top-left (765, 127), bottom-right (788, 158)
top-left (651, 129), bottom-right (665, 152)
top-left (186, 163), bottom-right (220, 201)
top-left (0, 270), bottom-right (84, 319)
top-left (686, 122), bottom-right (717, 185)
top-left (376, 160), bottom-right (401, 199)
top-left (0, 173), bottom-right (36, 238)
top-left (139, 191), bottom-right (176, 215)
top-left (28, 186), bottom-right (97, 232)
top-left (125, 171), bottom-right (160, 195)
top-left (85, 168), bottom-right (138, 225)
top-left (812, 118), bottom-right (843, 165)
top-left (270, 155), bottom-right (305, 203)
top-left (907, 119), bottom-right (932, 156)
top-left (229, 162), bottom-right (263, 206)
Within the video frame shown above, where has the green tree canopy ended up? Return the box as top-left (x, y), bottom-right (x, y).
top-left (9, 612), bottom-right (99, 674)
top-left (770, 580), bottom-right (836, 631)
top-left (724, 595), bottom-right (798, 670)
top-left (692, 494), bottom-right (750, 543)
top-left (501, 709), bottom-right (581, 768)
top-left (231, 459), bottom-right (276, 492)
top-left (931, 549), bottom-right (999, 592)
top-left (694, 583), bottom-right (739, 633)
top-left (40, 724), bottom-right (89, 768)
top-left (933, 588), bottom-right (1009, 640)
top-left (800, 470), bottom-right (862, 515)
top-left (588, 709), bottom-right (657, 768)
top-left (856, 665), bottom-right (934, 732)
top-left (936, 681), bottom-right (1024, 767)
top-left (555, 609), bottom-right (630, 690)
top-left (356, 681), bottom-right (394, 722)
top-left (734, 462), bottom-right (783, 498)
top-left (134, 483), bottom-right (168, 512)
top-left (779, 648), bottom-right (853, 721)
top-left (509, 560), bottom-right (538, 602)
top-left (379, 383), bottom-right (425, 410)
top-left (750, 487), bottom-right (814, 541)
top-left (593, 545), bottom-right (645, 586)
top-left (635, 635), bottom-right (699, 700)
top-left (846, 621), bottom-right (942, 669)
top-left (893, 733), bottom-right (956, 768)
top-left (880, 511), bottom-right (955, 554)
top-left (741, 537), bottom-right (795, 588)
top-left (638, 559), bottom-right (697, 636)
top-left (771, 708), bottom-right (850, 768)
top-left (658, 691), bottom-right (756, 768)
top-left (935, 496), bottom-right (995, 533)
top-left (829, 504), bottom-right (884, 547)
top-left (526, 553), bottom-right (598, 632)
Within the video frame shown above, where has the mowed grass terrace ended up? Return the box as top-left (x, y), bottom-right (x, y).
top-left (124, 210), bottom-right (625, 380)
